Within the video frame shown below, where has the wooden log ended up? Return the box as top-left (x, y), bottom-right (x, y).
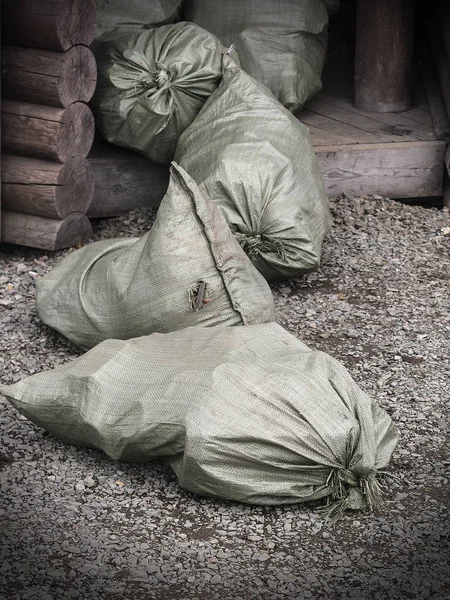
top-left (2, 45), bottom-right (97, 108)
top-left (1, 0), bottom-right (97, 52)
top-left (87, 142), bottom-right (169, 218)
top-left (1, 101), bottom-right (95, 163)
top-left (1, 211), bottom-right (93, 251)
top-left (2, 155), bottom-right (94, 219)
top-left (354, 0), bottom-right (414, 112)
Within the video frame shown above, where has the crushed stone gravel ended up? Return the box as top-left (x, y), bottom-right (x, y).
top-left (1, 196), bottom-right (449, 600)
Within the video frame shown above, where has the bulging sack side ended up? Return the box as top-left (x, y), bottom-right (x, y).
top-left (36, 163), bottom-right (276, 350)
top-left (184, 0), bottom-right (339, 111)
top-left (91, 22), bottom-right (224, 164)
top-left (95, 0), bottom-right (183, 39)
top-left (2, 322), bottom-right (398, 514)
top-left (175, 57), bottom-right (332, 282)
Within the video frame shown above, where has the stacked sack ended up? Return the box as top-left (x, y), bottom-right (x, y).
top-left (91, 22), bottom-right (225, 164)
top-left (1, 1), bottom-right (399, 517)
top-left (2, 321), bottom-right (398, 514)
top-left (95, 0), bottom-right (183, 38)
top-left (176, 55), bottom-right (332, 281)
top-left (36, 164), bottom-right (276, 350)
top-left (184, 0), bottom-right (339, 112)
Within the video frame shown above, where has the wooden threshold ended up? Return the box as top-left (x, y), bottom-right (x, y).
top-left (314, 140), bottom-right (445, 198)
top-left (295, 0), bottom-right (446, 199)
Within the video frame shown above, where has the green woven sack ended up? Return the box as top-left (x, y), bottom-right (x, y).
top-left (184, 0), bottom-right (339, 111)
top-left (91, 22), bottom-right (224, 164)
top-left (1, 322), bottom-right (398, 513)
top-left (175, 57), bottom-right (332, 282)
top-left (95, 0), bottom-right (183, 38)
top-left (36, 163), bottom-right (276, 350)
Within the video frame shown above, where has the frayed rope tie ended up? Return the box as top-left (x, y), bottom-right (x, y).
top-left (235, 232), bottom-right (287, 260)
top-left (319, 468), bottom-right (384, 525)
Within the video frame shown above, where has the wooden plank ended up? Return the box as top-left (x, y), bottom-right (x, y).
top-left (317, 76), bottom-right (433, 129)
top-left (314, 141), bottom-right (445, 198)
top-left (1, 211), bottom-right (93, 250)
top-left (87, 142), bottom-right (169, 218)
top-left (314, 95), bottom-right (436, 142)
top-left (300, 124), bottom-right (353, 147)
top-left (355, 0), bottom-right (414, 112)
top-left (303, 98), bottom-right (416, 143)
top-left (1, 0), bottom-right (97, 51)
top-left (319, 34), bottom-right (432, 128)
top-left (299, 109), bottom-right (386, 144)
top-left (2, 155), bottom-right (94, 219)
top-left (2, 45), bottom-right (97, 108)
top-left (1, 101), bottom-right (95, 162)
top-left (401, 106), bottom-right (434, 126)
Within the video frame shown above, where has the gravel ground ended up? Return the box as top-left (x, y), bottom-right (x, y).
top-left (1, 195), bottom-right (449, 600)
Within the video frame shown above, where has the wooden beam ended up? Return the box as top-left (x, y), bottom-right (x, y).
top-left (2, 155), bottom-right (94, 219)
top-left (87, 142), bottom-right (169, 218)
top-left (1, 211), bottom-right (92, 250)
top-left (1, 0), bottom-right (97, 52)
top-left (1, 101), bottom-right (95, 162)
top-left (2, 45), bottom-right (97, 108)
top-left (314, 141), bottom-right (445, 198)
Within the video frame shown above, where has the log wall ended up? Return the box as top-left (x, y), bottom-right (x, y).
top-left (1, 0), bottom-right (97, 250)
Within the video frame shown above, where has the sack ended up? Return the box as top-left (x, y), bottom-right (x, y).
top-left (175, 57), bottom-right (332, 282)
top-left (95, 0), bottom-right (182, 38)
top-left (2, 322), bottom-right (398, 512)
top-left (184, 0), bottom-right (339, 111)
top-left (91, 22), bottom-right (224, 164)
top-left (36, 163), bottom-right (276, 350)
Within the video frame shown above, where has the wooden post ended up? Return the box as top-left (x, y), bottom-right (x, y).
top-left (354, 0), bottom-right (415, 112)
top-left (427, 19), bottom-right (450, 121)
top-left (2, 45), bottom-right (97, 108)
top-left (1, 101), bottom-right (95, 162)
top-left (1, 0), bottom-right (97, 52)
top-left (1, 211), bottom-right (93, 250)
top-left (2, 155), bottom-right (94, 219)
top-left (87, 142), bottom-right (169, 218)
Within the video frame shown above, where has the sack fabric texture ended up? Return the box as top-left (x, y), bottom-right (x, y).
top-left (175, 57), bottom-right (332, 282)
top-left (2, 322), bottom-right (398, 512)
top-left (95, 0), bottom-right (182, 38)
top-left (184, 0), bottom-right (339, 111)
top-left (91, 22), bottom-right (224, 164)
top-left (36, 163), bottom-right (276, 351)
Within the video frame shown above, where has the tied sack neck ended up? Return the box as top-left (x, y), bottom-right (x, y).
top-left (110, 50), bottom-right (175, 98)
top-left (321, 467), bottom-right (384, 524)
